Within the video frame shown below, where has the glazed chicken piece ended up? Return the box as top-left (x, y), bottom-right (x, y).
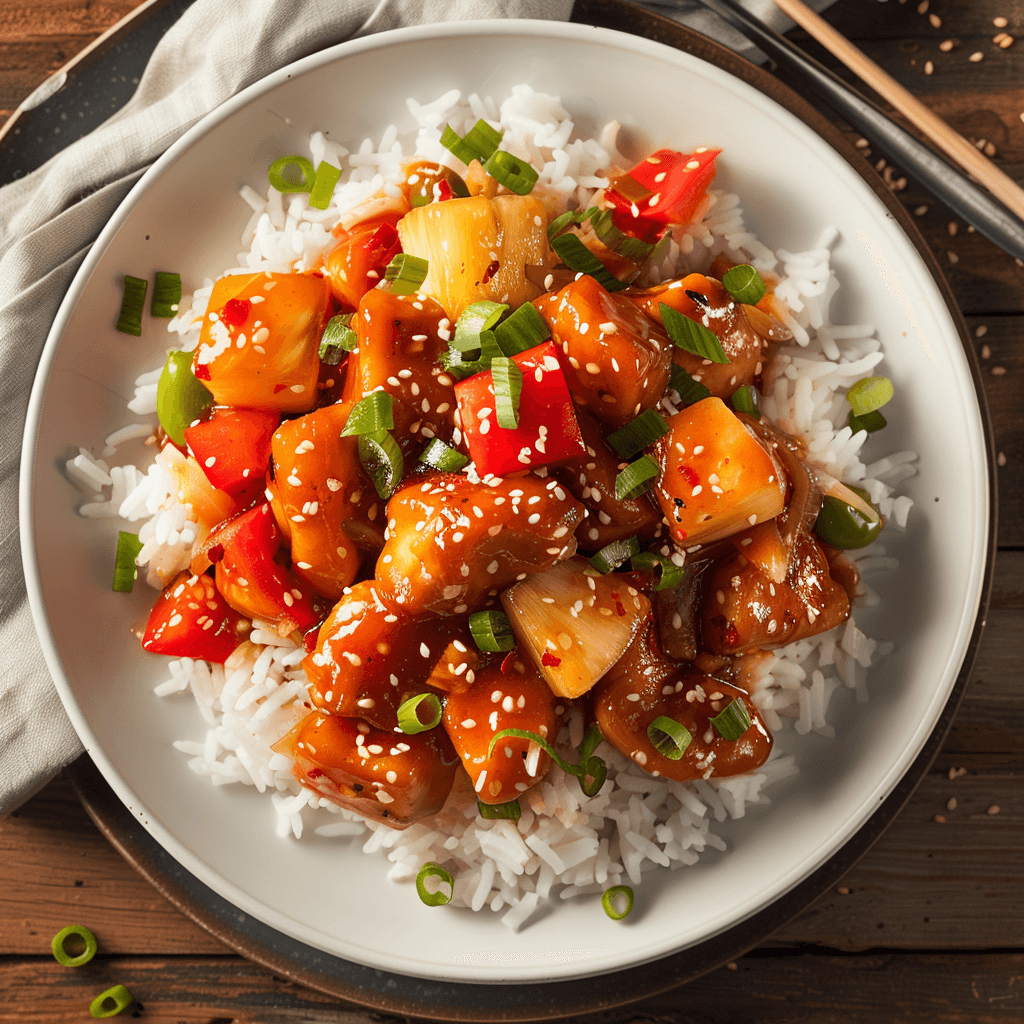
top-left (375, 471), bottom-right (585, 616)
top-left (278, 710), bottom-right (459, 829)
top-left (534, 275), bottom-right (672, 428)
top-left (592, 617), bottom-right (773, 781)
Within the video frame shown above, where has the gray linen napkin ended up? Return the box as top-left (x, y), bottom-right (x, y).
top-left (0, 0), bottom-right (834, 815)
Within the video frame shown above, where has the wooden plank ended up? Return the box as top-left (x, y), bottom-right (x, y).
top-left (1, 952), bottom-right (1023, 1022)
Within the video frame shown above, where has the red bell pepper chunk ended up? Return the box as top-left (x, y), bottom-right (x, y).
top-left (455, 340), bottom-right (587, 478)
top-left (184, 407), bottom-right (280, 504)
top-left (605, 148), bottom-right (721, 240)
top-left (325, 220), bottom-right (403, 310)
top-left (141, 570), bottom-right (249, 664)
top-left (211, 504), bottom-right (320, 636)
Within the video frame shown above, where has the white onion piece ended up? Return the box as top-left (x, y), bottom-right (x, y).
top-left (501, 557), bottom-right (650, 699)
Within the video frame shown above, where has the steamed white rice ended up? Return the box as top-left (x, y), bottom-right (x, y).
top-left (68, 85), bottom-right (912, 931)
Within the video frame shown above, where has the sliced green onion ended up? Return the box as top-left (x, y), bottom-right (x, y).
top-left (848, 409), bottom-right (888, 434)
top-left (454, 300), bottom-right (507, 353)
top-left (846, 375), bottom-right (894, 416)
top-left (90, 984), bottom-right (133, 1019)
top-left (419, 438), bottom-right (470, 472)
top-left (711, 697), bottom-right (752, 740)
top-left (647, 715), bottom-right (692, 760)
top-left (397, 693), bottom-right (442, 735)
top-left (588, 535), bottom-right (641, 574)
top-left (440, 119), bottom-right (503, 165)
top-left (550, 233), bottom-right (628, 293)
top-left (494, 300), bottom-right (551, 356)
top-left (469, 610), bottom-right (516, 652)
top-left (319, 313), bottom-right (358, 364)
top-left (606, 409), bottom-right (669, 460)
top-left (580, 755), bottom-right (608, 797)
top-left (483, 149), bottom-right (539, 195)
top-left (157, 350), bottom-right (213, 447)
top-left (150, 271), bottom-right (181, 318)
top-left (669, 364), bottom-right (711, 405)
top-left (112, 532), bottom-right (143, 594)
top-left (547, 206), bottom-right (598, 242)
top-left (488, 728), bottom-right (607, 797)
top-left (722, 263), bottom-right (767, 305)
top-left (730, 385), bottom-right (761, 420)
top-left (814, 493), bottom-right (882, 549)
top-left (385, 253), bottom-right (429, 295)
top-left (340, 392), bottom-right (394, 437)
top-left (578, 723), bottom-right (603, 764)
top-left (268, 155), bottom-right (315, 194)
top-left (415, 862), bottom-right (454, 906)
top-left (116, 275), bottom-right (147, 336)
top-left (660, 303), bottom-right (729, 364)
top-left (308, 161), bottom-right (342, 210)
top-left (440, 330), bottom-right (505, 381)
top-left (631, 551), bottom-right (687, 592)
top-left (358, 429), bottom-right (403, 499)
top-left (615, 455), bottom-right (659, 501)
top-left (601, 885), bottom-right (634, 921)
top-left (477, 797), bottom-right (521, 820)
top-left (51, 925), bottom-right (98, 967)
top-left (590, 209), bottom-right (657, 262)
top-left (491, 356), bottom-right (523, 429)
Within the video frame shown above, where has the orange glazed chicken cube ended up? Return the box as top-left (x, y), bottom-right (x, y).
top-left (652, 397), bottom-right (785, 546)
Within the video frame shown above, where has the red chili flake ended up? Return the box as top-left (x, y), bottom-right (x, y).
top-left (206, 543), bottom-right (225, 564)
top-left (674, 527), bottom-right (688, 541)
top-left (722, 621), bottom-right (740, 647)
top-left (193, 362), bottom-right (211, 381)
top-left (481, 260), bottom-right (500, 285)
top-left (500, 650), bottom-right (519, 674)
top-left (306, 768), bottom-right (324, 779)
top-left (302, 625), bottom-right (320, 654)
top-left (221, 298), bottom-right (251, 328)
top-left (273, 383), bottom-right (288, 394)
top-left (677, 465), bottom-right (700, 487)
top-left (610, 591), bottom-right (627, 617)
top-left (435, 179), bottom-right (455, 202)
top-left (311, 270), bottom-right (323, 279)
top-left (541, 651), bottom-right (562, 667)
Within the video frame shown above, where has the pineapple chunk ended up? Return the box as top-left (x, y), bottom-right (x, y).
top-left (397, 194), bottom-right (548, 320)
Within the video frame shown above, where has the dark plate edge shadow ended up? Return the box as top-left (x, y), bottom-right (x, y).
top-left (67, 0), bottom-right (998, 1020)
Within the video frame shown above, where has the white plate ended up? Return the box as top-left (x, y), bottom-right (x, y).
top-left (21, 20), bottom-right (989, 985)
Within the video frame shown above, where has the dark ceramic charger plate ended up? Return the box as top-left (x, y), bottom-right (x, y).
top-left (53, 0), bottom-right (995, 1018)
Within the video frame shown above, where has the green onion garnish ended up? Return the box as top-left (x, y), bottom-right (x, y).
top-left (601, 885), bottom-right (634, 921)
top-left (491, 356), bottom-right (523, 429)
top-left (112, 532), bottom-right (143, 594)
top-left (669, 364), bottom-right (712, 405)
top-left (606, 409), bottom-right (669, 460)
top-left (631, 551), bottom-right (687, 592)
top-left (550, 233), bottom-right (628, 292)
top-left (440, 329), bottom-right (505, 381)
top-left (846, 375), bottom-right (894, 417)
top-left (268, 155), bottom-right (315, 193)
top-left (660, 303), bottom-right (729, 364)
top-left (547, 206), bottom-right (598, 242)
top-left (493, 300), bottom-right (550, 356)
top-left (157, 350), bottom-right (213, 447)
top-left (419, 438), bottom-right (470, 472)
top-left (116, 275), bottom-right (148, 335)
top-left (415, 862), bottom-right (454, 906)
top-left (588, 536), bottom-right (641, 574)
top-left (358, 429), bottom-right (403, 499)
top-left (488, 729), bottom-right (607, 797)
top-left (454, 300), bottom-right (507, 353)
top-left (150, 271), bottom-right (181, 318)
top-left (814, 493), bottom-right (882, 549)
top-left (578, 723), bottom-right (603, 763)
top-left (647, 715), bottom-right (692, 760)
top-left (308, 160), bottom-right (342, 210)
top-left (319, 313), bottom-right (358, 364)
top-left (483, 149), bottom-right (539, 195)
top-left (89, 984), bottom-right (133, 1019)
top-left (469, 610), bottom-right (516, 652)
top-left (385, 253), bottom-right (429, 295)
top-left (730, 384), bottom-right (761, 420)
top-left (51, 925), bottom-right (98, 967)
top-left (590, 209), bottom-right (657, 263)
top-left (711, 697), bottom-right (752, 740)
top-left (614, 455), bottom-right (659, 501)
top-left (477, 797), bottom-right (522, 820)
top-left (721, 263), bottom-right (767, 305)
top-left (340, 392), bottom-right (394, 437)
top-left (397, 693), bottom-right (442, 735)
top-left (440, 119), bottom-right (503, 165)
top-left (848, 409), bottom-right (887, 434)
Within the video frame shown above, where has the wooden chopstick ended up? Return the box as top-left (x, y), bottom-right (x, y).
top-left (771, 0), bottom-right (1024, 223)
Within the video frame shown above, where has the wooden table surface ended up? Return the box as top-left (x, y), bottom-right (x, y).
top-left (2, 0), bottom-right (1021, 1021)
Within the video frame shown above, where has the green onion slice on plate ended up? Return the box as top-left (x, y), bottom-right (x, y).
top-left (268, 155), bottom-right (315, 193)
top-left (606, 409), bottom-right (669, 460)
top-left (493, 300), bottom-right (550, 355)
top-left (491, 356), bottom-right (523, 428)
top-left (469, 610), bottom-right (516, 652)
top-left (150, 272), bottom-right (181, 318)
top-left (550, 232), bottom-right (628, 292)
top-left (630, 551), bottom-right (687, 592)
top-left (614, 455), bottom-right (659, 501)
top-left (601, 885), bottom-right (634, 920)
top-left (669, 364), bottom-right (711, 406)
top-left (116, 275), bottom-right (148, 336)
top-left (357, 429), bottom-right (403, 499)
top-left (112, 532), bottom-right (143, 594)
top-left (415, 862), bottom-right (455, 906)
top-left (477, 797), bottom-right (521, 821)
top-left (454, 300), bottom-right (507, 352)
top-left (647, 715), bottom-right (692, 760)
top-left (483, 149), bottom-right (539, 195)
top-left (397, 693), bottom-right (442, 735)
top-left (711, 697), bottom-right (752, 740)
top-left (722, 263), bottom-right (767, 305)
top-left (588, 536), bottom-right (641, 574)
top-left (419, 438), bottom-right (470, 472)
top-left (730, 384), bottom-right (761, 420)
top-left (660, 303), bottom-right (729, 364)
top-left (846, 375), bottom-right (894, 416)
top-left (440, 119), bottom-right (503, 165)
top-left (340, 392), bottom-right (394, 437)
top-left (590, 209), bottom-right (656, 262)
top-left (385, 253), bottom-right (429, 295)
top-left (319, 313), bottom-right (358, 364)
top-left (308, 160), bottom-right (342, 210)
